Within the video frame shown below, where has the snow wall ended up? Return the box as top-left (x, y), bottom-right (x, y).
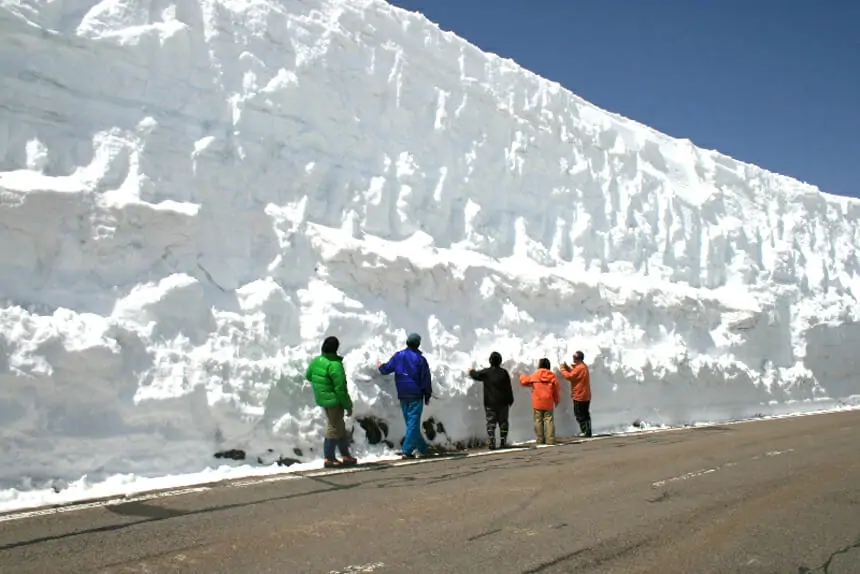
top-left (1, 0), bottom-right (860, 494)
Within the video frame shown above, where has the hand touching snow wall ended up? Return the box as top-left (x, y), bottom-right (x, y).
top-left (1, 0), bottom-right (859, 491)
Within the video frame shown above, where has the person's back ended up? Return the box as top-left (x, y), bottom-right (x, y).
top-left (520, 367), bottom-right (560, 411)
top-left (471, 365), bottom-right (514, 409)
top-left (306, 354), bottom-right (349, 408)
top-left (380, 346), bottom-right (431, 401)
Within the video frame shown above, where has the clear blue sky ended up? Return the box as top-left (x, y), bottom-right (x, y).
top-left (387, 0), bottom-right (859, 199)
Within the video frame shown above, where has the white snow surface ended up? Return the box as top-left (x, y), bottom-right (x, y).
top-left (1, 0), bottom-right (860, 509)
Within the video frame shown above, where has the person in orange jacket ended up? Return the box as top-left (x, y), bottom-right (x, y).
top-left (518, 358), bottom-right (560, 445)
top-left (560, 350), bottom-right (592, 437)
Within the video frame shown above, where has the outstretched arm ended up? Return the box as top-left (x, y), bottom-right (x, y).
top-left (468, 368), bottom-right (488, 381)
top-left (378, 353), bottom-right (396, 375)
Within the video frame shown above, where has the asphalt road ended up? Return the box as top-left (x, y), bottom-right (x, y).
top-left (2, 410), bottom-right (859, 574)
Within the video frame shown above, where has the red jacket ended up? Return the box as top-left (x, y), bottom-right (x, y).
top-left (519, 368), bottom-right (560, 411)
top-left (560, 362), bottom-right (591, 402)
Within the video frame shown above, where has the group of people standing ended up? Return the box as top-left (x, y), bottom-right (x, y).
top-left (468, 350), bottom-right (592, 448)
top-left (305, 333), bottom-right (592, 468)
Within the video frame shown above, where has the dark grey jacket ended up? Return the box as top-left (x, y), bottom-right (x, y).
top-left (469, 366), bottom-right (514, 408)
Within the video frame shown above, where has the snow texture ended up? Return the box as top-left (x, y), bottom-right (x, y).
top-left (1, 0), bottom-right (860, 506)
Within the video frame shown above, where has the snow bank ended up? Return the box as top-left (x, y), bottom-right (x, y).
top-left (1, 0), bottom-right (859, 504)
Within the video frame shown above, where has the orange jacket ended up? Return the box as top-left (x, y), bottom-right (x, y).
top-left (519, 368), bottom-right (560, 411)
top-left (560, 362), bottom-right (591, 402)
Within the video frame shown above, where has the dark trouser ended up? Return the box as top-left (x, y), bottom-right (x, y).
top-left (323, 406), bottom-right (352, 460)
top-left (573, 400), bottom-right (592, 437)
top-left (485, 405), bottom-right (510, 448)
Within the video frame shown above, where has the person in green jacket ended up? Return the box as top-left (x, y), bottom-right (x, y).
top-left (305, 336), bottom-right (358, 468)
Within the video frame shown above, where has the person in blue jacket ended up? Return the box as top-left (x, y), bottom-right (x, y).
top-left (377, 332), bottom-right (433, 459)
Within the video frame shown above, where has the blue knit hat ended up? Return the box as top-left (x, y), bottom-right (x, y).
top-left (406, 333), bottom-right (421, 348)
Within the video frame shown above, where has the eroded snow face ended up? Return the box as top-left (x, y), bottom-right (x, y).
top-left (1, 0), bottom-right (859, 506)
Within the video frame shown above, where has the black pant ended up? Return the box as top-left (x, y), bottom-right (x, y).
top-left (485, 405), bottom-right (510, 446)
top-left (573, 400), bottom-right (592, 437)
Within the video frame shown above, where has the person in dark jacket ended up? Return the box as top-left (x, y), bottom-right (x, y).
top-left (468, 351), bottom-right (514, 449)
top-left (305, 336), bottom-right (357, 468)
top-left (377, 332), bottom-right (432, 459)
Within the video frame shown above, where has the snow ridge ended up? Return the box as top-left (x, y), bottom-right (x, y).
top-left (1, 0), bottom-right (859, 500)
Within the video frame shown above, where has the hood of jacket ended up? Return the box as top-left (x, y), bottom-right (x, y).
top-left (532, 368), bottom-right (557, 383)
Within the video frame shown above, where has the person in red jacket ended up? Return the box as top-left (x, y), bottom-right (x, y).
top-left (518, 358), bottom-right (560, 445)
top-left (560, 351), bottom-right (592, 437)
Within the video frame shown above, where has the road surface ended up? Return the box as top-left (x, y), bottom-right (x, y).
top-left (1, 410), bottom-right (859, 573)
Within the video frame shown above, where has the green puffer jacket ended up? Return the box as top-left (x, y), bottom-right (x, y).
top-left (305, 352), bottom-right (353, 410)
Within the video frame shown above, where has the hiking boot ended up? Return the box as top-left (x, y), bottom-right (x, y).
top-left (400, 453), bottom-right (415, 460)
top-left (324, 458), bottom-right (342, 468)
top-left (341, 457), bottom-right (358, 466)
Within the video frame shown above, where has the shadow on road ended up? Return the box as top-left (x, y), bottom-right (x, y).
top-left (0, 475), bottom-right (368, 551)
top-left (0, 448), bottom-right (562, 552)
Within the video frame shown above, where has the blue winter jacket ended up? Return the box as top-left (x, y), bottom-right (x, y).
top-left (378, 347), bottom-right (432, 400)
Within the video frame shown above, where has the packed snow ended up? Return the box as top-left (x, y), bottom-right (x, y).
top-left (1, 0), bottom-right (860, 512)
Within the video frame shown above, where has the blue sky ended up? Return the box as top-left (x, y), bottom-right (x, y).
top-left (387, 0), bottom-right (859, 199)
